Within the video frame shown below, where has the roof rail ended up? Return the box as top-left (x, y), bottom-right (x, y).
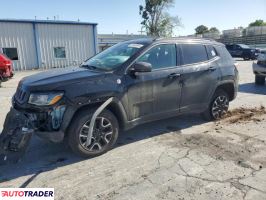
top-left (155, 37), bottom-right (217, 42)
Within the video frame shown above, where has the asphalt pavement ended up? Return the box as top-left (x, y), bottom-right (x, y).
top-left (0, 60), bottom-right (266, 200)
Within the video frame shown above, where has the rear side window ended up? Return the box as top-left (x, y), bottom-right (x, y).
top-left (206, 45), bottom-right (218, 59)
top-left (215, 46), bottom-right (234, 65)
top-left (181, 44), bottom-right (208, 65)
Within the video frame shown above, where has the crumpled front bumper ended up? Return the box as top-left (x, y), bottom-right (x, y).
top-left (12, 97), bottom-right (69, 143)
top-left (0, 108), bottom-right (33, 165)
top-left (0, 103), bottom-right (71, 165)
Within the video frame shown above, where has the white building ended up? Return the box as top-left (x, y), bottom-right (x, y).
top-left (0, 19), bottom-right (98, 71)
top-left (222, 28), bottom-right (244, 38)
top-left (245, 26), bottom-right (266, 36)
top-left (98, 34), bottom-right (147, 51)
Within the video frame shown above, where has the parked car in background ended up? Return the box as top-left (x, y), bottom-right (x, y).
top-left (255, 48), bottom-right (261, 56)
top-left (253, 49), bottom-right (266, 85)
top-left (226, 44), bottom-right (257, 60)
top-left (6, 38), bottom-right (238, 157)
top-left (0, 53), bottom-right (13, 81)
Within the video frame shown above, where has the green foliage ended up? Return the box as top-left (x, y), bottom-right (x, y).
top-left (195, 25), bottom-right (209, 34)
top-left (195, 25), bottom-right (219, 34)
top-left (249, 19), bottom-right (266, 27)
top-left (209, 27), bottom-right (219, 33)
top-left (139, 0), bottom-right (181, 37)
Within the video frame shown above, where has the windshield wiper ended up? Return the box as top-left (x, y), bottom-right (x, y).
top-left (80, 64), bottom-right (108, 72)
top-left (80, 64), bottom-right (98, 70)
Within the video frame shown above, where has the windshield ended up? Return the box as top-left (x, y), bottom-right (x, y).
top-left (81, 42), bottom-right (145, 71)
top-left (238, 44), bottom-right (250, 49)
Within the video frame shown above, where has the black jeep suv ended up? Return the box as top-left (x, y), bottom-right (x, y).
top-left (225, 44), bottom-right (257, 60)
top-left (11, 38), bottom-right (238, 157)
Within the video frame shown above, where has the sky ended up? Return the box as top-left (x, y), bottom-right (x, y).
top-left (0, 0), bottom-right (265, 36)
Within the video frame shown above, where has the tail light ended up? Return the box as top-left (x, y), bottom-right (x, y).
top-left (0, 54), bottom-right (12, 67)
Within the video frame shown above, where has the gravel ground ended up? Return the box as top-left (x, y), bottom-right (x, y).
top-left (0, 60), bottom-right (266, 200)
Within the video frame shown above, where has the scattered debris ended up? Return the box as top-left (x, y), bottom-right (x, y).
top-left (222, 106), bottom-right (266, 124)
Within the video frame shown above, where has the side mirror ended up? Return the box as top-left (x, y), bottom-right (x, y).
top-left (131, 62), bottom-right (152, 73)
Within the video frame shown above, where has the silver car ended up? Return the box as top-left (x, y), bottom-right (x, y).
top-left (253, 50), bottom-right (266, 85)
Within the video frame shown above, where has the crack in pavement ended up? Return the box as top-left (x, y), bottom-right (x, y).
top-left (20, 170), bottom-right (43, 188)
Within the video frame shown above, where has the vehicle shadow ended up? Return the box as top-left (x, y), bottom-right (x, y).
top-left (0, 114), bottom-right (206, 186)
top-left (239, 82), bottom-right (266, 95)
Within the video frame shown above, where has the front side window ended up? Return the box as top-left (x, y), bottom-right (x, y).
top-left (2, 48), bottom-right (19, 60)
top-left (82, 42), bottom-right (146, 71)
top-left (181, 44), bottom-right (208, 65)
top-left (54, 47), bottom-right (66, 58)
top-left (137, 44), bottom-right (177, 70)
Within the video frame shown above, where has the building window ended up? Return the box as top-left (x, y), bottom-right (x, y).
top-left (2, 48), bottom-right (19, 60)
top-left (54, 47), bottom-right (66, 58)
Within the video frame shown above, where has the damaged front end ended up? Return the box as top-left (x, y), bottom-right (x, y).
top-left (0, 109), bottom-right (33, 165)
top-left (0, 103), bottom-right (67, 165)
top-left (31, 105), bottom-right (66, 142)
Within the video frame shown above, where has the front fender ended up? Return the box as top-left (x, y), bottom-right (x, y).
top-left (61, 96), bottom-right (128, 134)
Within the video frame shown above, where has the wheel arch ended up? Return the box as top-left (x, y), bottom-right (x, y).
top-left (214, 81), bottom-right (236, 101)
top-left (64, 97), bottom-right (128, 137)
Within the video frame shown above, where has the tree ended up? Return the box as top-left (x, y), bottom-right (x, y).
top-left (209, 27), bottom-right (219, 33)
top-left (249, 19), bottom-right (266, 27)
top-left (139, 0), bottom-right (181, 37)
top-left (195, 25), bottom-right (209, 34)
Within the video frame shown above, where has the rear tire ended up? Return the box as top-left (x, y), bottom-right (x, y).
top-left (202, 89), bottom-right (230, 121)
top-left (255, 75), bottom-right (265, 85)
top-left (67, 109), bottom-right (119, 157)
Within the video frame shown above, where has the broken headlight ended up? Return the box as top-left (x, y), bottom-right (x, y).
top-left (28, 92), bottom-right (64, 106)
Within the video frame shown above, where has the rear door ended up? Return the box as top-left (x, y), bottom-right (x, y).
top-left (179, 43), bottom-right (220, 113)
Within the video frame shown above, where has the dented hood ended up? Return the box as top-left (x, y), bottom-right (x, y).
top-left (21, 66), bottom-right (104, 90)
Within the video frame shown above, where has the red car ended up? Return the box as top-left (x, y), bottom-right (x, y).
top-left (0, 53), bottom-right (13, 81)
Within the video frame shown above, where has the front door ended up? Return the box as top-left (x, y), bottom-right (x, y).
top-left (125, 43), bottom-right (182, 120)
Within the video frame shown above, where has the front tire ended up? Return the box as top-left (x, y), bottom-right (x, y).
top-left (255, 75), bottom-right (265, 85)
top-left (202, 89), bottom-right (230, 121)
top-left (68, 109), bottom-right (119, 157)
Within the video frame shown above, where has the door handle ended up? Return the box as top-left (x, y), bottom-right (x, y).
top-left (208, 66), bottom-right (216, 71)
top-left (168, 73), bottom-right (181, 79)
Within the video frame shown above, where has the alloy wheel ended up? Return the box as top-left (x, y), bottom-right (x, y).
top-left (79, 117), bottom-right (113, 152)
top-left (211, 95), bottom-right (229, 119)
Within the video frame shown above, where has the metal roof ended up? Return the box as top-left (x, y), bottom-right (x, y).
top-left (0, 19), bottom-right (97, 26)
